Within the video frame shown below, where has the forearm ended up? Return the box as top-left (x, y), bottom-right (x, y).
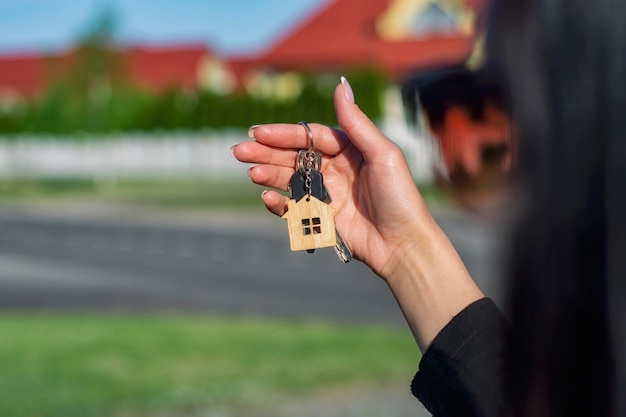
top-left (381, 215), bottom-right (484, 352)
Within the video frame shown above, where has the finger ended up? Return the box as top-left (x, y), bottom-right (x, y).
top-left (261, 190), bottom-right (290, 217)
top-left (248, 164), bottom-right (294, 192)
top-left (232, 141), bottom-right (298, 169)
top-left (249, 123), bottom-right (350, 156)
top-left (333, 77), bottom-right (398, 159)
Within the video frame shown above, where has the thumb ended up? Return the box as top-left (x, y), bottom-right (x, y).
top-left (334, 76), bottom-right (394, 158)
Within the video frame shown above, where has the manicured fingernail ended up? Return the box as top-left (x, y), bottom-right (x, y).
top-left (229, 144), bottom-right (237, 158)
top-left (248, 125), bottom-right (260, 138)
top-left (340, 76), bottom-right (355, 104)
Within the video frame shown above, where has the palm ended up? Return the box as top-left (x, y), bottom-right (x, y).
top-left (321, 140), bottom-right (427, 275)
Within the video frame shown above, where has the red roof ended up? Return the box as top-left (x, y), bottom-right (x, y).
top-left (0, 43), bottom-right (211, 99)
top-left (253, 0), bottom-right (475, 78)
top-left (0, 51), bottom-right (55, 99)
top-left (127, 44), bottom-right (210, 92)
top-left (0, 0), bottom-right (478, 99)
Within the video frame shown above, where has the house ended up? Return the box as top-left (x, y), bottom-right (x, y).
top-left (230, 0), bottom-right (480, 98)
top-left (0, 0), bottom-right (480, 104)
top-left (282, 196), bottom-right (337, 252)
top-left (0, 43), bottom-right (233, 104)
top-left (127, 44), bottom-right (235, 94)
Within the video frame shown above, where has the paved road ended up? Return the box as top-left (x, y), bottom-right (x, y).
top-left (0, 204), bottom-right (398, 324)
top-left (0, 202), bottom-right (509, 322)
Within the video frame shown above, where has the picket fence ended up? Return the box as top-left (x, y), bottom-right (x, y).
top-left (0, 123), bottom-right (436, 183)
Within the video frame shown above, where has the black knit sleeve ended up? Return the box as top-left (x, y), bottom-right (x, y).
top-left (411, 298), bottom-right (509, 417)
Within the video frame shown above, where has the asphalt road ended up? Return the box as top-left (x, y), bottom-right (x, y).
top-left (0, 202), bottom-right (510, 323)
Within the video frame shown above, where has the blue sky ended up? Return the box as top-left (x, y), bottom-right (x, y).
top-left (0, 0), bottom-right (327, 55)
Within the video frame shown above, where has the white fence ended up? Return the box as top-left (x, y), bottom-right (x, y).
top-left (0, 124), bottom-right (435, 183)
top-left (0, 130), bottom-right (249, 180)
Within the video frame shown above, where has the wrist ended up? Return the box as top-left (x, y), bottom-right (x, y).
top-left (378, 212), bottom-right (439, 284)
top-left (380, 215), bottom-right (484, 351)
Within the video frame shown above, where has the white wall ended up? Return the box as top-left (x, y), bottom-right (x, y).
top-left (380, 86), bottom-right (436, 183)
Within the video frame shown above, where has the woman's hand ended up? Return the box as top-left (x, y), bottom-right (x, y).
top-left (231, 77), bottom-right (434, 278)
top-left (232, 77), bottom-right (483, 350)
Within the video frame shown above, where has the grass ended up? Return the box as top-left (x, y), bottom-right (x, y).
top-left (0, 314), bottom-right (419, 417)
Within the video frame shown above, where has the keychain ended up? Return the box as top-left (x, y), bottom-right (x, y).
top-left (281, 121), bottom-right (352, 263)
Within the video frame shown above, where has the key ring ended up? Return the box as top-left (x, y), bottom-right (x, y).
top-left (298, 121), bottom-right (314, 151)
top-left (296, 121), bottom-right (321, 174)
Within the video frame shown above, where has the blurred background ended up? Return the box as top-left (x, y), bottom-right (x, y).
top-left (0, 0), bottom-right (511, 416)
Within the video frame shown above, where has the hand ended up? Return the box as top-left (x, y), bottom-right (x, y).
top-left (231, 77), bottom-right (435, 278)
top-left (232, 77), bottom-right (483, 350)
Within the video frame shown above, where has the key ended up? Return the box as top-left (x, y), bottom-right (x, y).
top-left (290, 168), bottom-right (352, 263)
top-left (307, 172), bottom-right (352, 263)
top-left (332, 227), bottom-right (353, 263)
top-left (305, 155), bottom-right (353, 263)
top-left (287, 140), bottom-right (352, 263)
top-left (319, 189), bottom-right (352, 263)
top-left (289, 170), bottom-right (326, 203)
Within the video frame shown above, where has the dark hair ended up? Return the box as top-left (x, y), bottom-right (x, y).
top-left (486, 0), bottom-right (626, 415)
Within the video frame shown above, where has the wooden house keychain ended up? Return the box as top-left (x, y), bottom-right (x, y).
top-left (281, 121), bottom-right (352, 263)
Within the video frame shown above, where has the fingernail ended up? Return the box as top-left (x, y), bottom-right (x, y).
top-left (261, 190), bottom-right (269, 199)
top-left (340, 76), bottom-right (355, 104)
top-left (229, 144), bottom-right (237, 158)
top-left (247, 167), bottom-right (254, 178)
top-left (248, 125), bottom-right (260, 138)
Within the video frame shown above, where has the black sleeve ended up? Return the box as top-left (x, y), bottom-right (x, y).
top-left (411, 298), bottom-right (509, 417)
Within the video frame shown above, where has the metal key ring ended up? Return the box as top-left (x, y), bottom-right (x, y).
top-left (297, 150), bottom-right (322, 173)
top-left (298, 121), bottom-right (314, 150)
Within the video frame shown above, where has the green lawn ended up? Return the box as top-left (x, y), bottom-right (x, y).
top-left (0, 314), bottom-right (418, 417)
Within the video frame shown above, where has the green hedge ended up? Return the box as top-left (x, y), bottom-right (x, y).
top-left (0, 68), bottom-right (387, 135)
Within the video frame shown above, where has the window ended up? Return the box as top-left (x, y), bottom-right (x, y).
top-left (302, 217), bottom-right (322, 235)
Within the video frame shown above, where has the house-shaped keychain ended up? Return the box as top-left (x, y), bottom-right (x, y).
top-left (281, 196), bottom-right (337, 252)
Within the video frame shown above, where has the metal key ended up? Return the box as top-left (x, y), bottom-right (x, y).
top-left (331, 226), bottom-right (353, 263)
top-left (317, 183), bottom-right (352, 263)
top-left (292, 151), bottom-right (352, 263)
